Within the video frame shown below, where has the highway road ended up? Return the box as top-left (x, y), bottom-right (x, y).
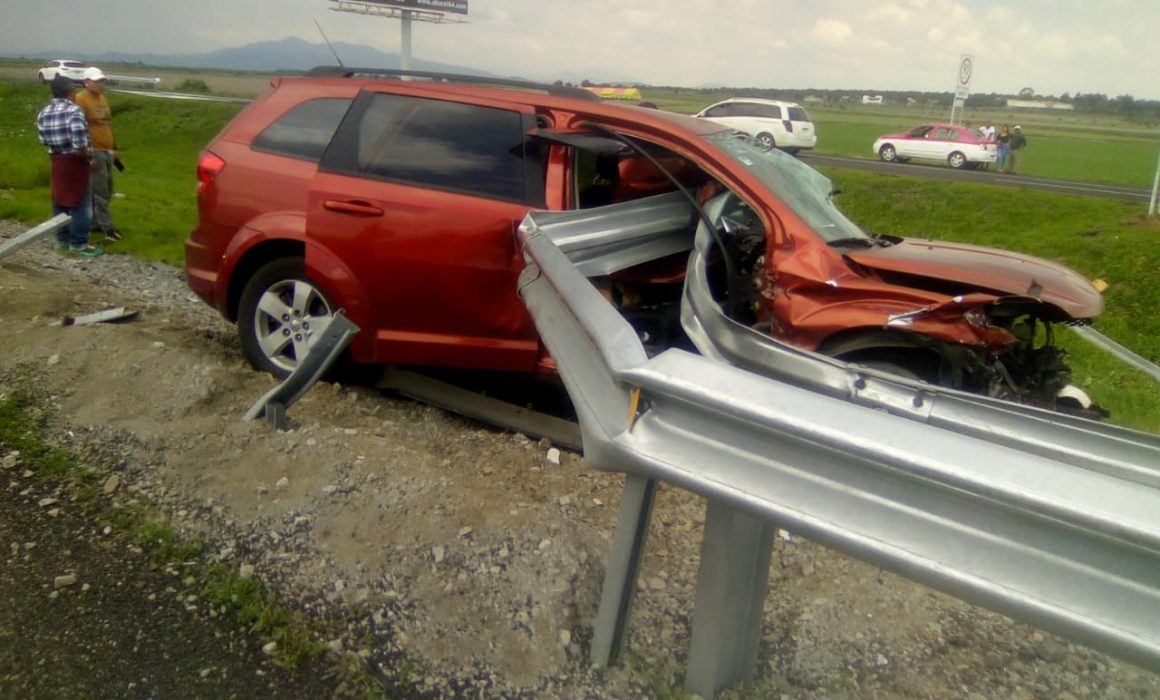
top-left (801, 153), bottom-right (1155, 204)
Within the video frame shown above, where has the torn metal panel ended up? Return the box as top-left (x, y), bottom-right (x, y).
top-left (519, 190), bottom-right (696, 277)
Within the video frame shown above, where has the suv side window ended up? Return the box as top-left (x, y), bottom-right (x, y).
top-left (251, 98), bottom-right (352, 161)
top-left (752, 103), bottom-right (783, 119)
top-left (704, 104), bottom-right (734, 118)
top-left (324, 92), bottom-right (532, 203)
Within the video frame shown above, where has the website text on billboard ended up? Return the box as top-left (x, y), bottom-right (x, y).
top-left (361, 0), bottom-right (468, 14)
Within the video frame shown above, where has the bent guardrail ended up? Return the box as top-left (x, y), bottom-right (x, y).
top-left (242, 310), bottom-right (358, 429)
top-left (0, 214), bottom-right (70, 263)
top-left (517, 211), bottom-right (1160, 697)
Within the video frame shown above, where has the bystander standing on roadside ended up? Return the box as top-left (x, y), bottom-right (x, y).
top-left (996, 124), bottom-right (1011, 173)
top-left (36, 74), bottom-right (102, 257)
top-left (980, 122), bottom-right (996, 169)
top-left (75, 66), bottom-right (123, 243)
top-left (1005, 125), bottom-right (1028, 174)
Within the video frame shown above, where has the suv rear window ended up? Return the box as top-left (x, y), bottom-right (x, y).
top-left (323, 93), bottom-right (529, 202)
top-left (252, 97), bottom-right (352, 161)
top-left (787, 106), bottom-right (810, 122)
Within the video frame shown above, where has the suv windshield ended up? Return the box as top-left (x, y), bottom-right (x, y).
top-left (705, 131), bottom-right (869, 244)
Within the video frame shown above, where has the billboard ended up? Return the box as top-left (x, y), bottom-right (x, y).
top-left (360, 0), bottom-right (468, 14)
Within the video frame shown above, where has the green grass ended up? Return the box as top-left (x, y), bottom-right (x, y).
top-left (644, 88), bottom-right (1160, 187)
top-left (0, 81), bottom-right (244, 264)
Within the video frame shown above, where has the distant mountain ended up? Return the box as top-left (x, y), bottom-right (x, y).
top-left (15, 36), bottom-right (492, 76)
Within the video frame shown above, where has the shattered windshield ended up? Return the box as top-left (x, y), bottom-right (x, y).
top-left (706, 131), bottom-right (870, 244)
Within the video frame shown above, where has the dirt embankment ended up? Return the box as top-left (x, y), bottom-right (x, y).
top-left (2, 227), bottom-right (1159, 698)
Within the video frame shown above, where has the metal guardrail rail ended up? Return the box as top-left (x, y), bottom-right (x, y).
top-left (516, 209), bottom-right (1160, 697)
top-left (1072, 325), bottom-right (1160, 385)
top-left (0, 214), bottom-right (70, 263)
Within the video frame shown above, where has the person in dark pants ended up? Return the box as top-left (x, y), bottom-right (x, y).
top-left (76, 66), bottom-right (122, 242)
top-left (995, 124), bottom-right (1011, 172)
top-left (1005, 125), bottom-right (1028, 175)
top-left (36, 74), bottom-right (102, 256)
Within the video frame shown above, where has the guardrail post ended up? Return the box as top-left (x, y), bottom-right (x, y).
top-left (590, 473), bottom-right (657, 666)
top-left (685, 500), bottom-right (776, 697)
top-left (242, 310), bottom-right (359, 428)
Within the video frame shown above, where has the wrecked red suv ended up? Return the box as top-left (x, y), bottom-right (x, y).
top-left (185, 68), bottom-right (1104, 414)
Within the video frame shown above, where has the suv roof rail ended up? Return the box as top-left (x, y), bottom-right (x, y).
top-left (303, 66), bottom-right (601, 101)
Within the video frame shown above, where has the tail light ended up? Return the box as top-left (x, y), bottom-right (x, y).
top-left (783, 119), bottom-right (794, 133)
top-left (196, 151), bottom-right (225, 197)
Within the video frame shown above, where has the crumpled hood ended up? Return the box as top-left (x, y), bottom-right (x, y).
top-left (845, 238), bottom-right (1105, 319)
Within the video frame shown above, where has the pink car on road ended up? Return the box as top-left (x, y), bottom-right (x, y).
top-left (873, 124), bottom-right (996, 169)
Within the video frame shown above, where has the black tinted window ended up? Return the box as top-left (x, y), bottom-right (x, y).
top-left (787, 107), bottom-right (810, 121)
top-left (252, 98), bottom-right (351, 161)
top-left (331, 93), bottom-right (527, 202)
top-left (704, 104), bottom-right (734, 118)
top-left (750, 103), bottom-right (782, 119)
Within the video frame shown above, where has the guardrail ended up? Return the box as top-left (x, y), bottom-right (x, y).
top-left (516, 206), bottom-right (1160, 697)
top-left (106, 74), bottom-right (161, 89)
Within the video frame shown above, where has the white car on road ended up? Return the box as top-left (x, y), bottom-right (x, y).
top-left (693, 98), bottom-right (817, 153)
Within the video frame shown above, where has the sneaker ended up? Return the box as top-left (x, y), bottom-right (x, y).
top-left (68, 245), bottom-right (104, 257)
top-left (103, 228), bottom-right (122, 242)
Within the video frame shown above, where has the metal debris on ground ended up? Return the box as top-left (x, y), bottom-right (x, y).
top-left (63, 307), bottom-right (140, 326)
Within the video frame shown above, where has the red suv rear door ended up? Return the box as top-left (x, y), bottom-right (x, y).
top-left (307, 90), bottom-right (548, 371)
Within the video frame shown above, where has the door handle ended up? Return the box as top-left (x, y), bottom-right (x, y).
top-left (323, 200), bottom-right (384, 217)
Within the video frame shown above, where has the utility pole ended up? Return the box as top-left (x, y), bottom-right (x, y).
top-left (1150, 144), bottom-right (1160, 216)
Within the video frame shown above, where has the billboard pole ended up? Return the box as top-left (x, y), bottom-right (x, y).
top-left (400, 9), bottom-right (412, 70)
top-left (327, 1), bottom-right (468, 70)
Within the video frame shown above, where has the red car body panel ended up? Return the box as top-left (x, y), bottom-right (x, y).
top-left (306, 171), bottom-right (540, 370)
top-left (845, 239), bottom-right (1105, 319)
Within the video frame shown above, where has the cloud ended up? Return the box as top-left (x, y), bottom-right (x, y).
top-left (813, 18), bottom-right (854, 43)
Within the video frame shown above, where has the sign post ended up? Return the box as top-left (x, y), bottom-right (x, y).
top-left (1150, 144), bottom-right (1160, 216)
top-left (949, 54), bottom-right (973, 125)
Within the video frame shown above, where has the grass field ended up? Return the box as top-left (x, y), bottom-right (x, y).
top-left (646, 88), bottom-right (1160, 187)
top-left (1, 78), bottom-right (1156, 431)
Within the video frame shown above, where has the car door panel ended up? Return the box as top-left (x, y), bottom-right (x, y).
top-left (307, 91), bottom-right (545, 371)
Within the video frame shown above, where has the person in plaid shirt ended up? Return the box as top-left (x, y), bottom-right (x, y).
top-left (36, 74), bottom-right (102, 256)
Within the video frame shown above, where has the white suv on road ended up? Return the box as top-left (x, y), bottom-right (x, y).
top-left (693, 97), bottom-right (817, 153)
top-left (37, 59), bottom-right (89, 84)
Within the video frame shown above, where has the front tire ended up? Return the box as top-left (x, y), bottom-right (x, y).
top-left (947, 151), bottom-right (968, 169)
top-left (237, 257), bottom-right (337, 377)
top-left (878, 144), bottom-right (897, 162)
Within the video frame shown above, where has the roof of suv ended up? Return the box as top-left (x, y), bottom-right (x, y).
top-left (270, 66), bottom-right (732, 138)
top-left (710, 97), bottom-right (805, 108)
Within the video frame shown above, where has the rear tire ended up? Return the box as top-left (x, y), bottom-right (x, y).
top-left (948, 151), bottom-right (968, 169)
top-left (237, 257), bottom-right (338, 378)
top-left (755, 132), bottom-right (776, 150)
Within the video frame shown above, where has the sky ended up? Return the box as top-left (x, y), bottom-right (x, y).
top-left (2, 0), bottom-right (1159, 100)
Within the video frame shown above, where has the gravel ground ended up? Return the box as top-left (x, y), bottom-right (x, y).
top-left (1, 222), bottom-right (1159, 699)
